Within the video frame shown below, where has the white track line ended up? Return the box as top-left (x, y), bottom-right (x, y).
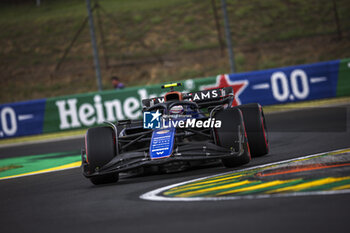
top-left (140, 147), bottom-right (350, 201)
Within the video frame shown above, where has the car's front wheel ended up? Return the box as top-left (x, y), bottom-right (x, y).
top-left (85, 126), bottom-right (119, 185)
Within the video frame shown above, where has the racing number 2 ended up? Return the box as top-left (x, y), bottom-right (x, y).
top-left (0, 107), bottom-right (17, 137)
top-left (271, 69), bottom-right (310, 102)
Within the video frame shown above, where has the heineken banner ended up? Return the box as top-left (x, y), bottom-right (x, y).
top-left (1, 58), bottom-right (349, 139)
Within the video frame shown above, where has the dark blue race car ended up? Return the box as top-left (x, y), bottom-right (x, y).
top-left (81, 83), bottom-right (269, 185)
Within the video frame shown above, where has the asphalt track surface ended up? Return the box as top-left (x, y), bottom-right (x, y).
top-left (1, 105), bottom-right (350, 233)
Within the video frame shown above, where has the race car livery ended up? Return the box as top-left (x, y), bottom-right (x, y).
top-left (81, 83), bottom-right (269, 185)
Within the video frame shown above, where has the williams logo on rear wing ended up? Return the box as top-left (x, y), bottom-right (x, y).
top-left (142, 87), bottom-right (234, 109)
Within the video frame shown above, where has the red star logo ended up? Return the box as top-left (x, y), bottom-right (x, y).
top-left (200, 74), bottom-right (248, 106)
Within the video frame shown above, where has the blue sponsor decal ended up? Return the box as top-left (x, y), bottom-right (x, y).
top-left (0, 99), bottom-right (46, 139)
top-left (150, 128), bottom-right (175, 159)
top-left (143, 110), bottom-right (162, 129)
top-left (201, 60), bottom-right (340, 106)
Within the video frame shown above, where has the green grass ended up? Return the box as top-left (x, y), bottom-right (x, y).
top-left (0, 0), bottom-right (189, 23)
top-left (0, 0), bottom-right (349, 103)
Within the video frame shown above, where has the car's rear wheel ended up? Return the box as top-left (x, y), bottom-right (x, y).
top-left (214, 108), bottom-right (251, 167)
top-left (85, 126), bottom-right (119, 185)
top-left (237, 103), bottom-right (269, 157)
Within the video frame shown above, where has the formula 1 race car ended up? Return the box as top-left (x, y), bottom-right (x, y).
top-left (81, 83), bottom-right (269, 185)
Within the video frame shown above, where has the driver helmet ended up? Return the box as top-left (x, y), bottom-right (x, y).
top-left (169, 105), bottom-right (184, 115)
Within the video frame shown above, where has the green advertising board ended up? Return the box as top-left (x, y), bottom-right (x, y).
top-left (337, 58), bottom-right (350, 97)
top-left (43, 77), bottom-right (217, 133)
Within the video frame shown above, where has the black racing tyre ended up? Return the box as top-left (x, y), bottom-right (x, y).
top-left (85, 126), bottom-right (119, 185)
top-left (237, 103), bottom-right (269, 157)
top-left (214, 108), bottom-right (251, 167)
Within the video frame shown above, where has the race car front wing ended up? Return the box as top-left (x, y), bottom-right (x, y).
top-left (82, 140), bottom-right (246, 178)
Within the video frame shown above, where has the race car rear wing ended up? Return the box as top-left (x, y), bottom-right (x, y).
top-left (142, 87), bottom-right (234, 109)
